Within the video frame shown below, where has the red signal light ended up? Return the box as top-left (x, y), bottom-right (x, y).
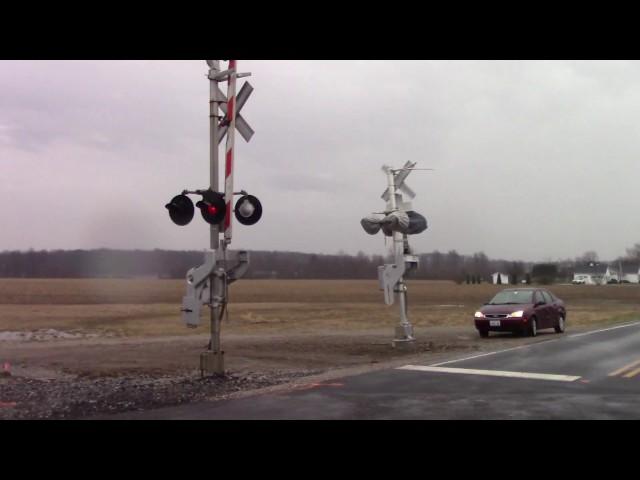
top-left (195, 190), bottom-right (226, 225)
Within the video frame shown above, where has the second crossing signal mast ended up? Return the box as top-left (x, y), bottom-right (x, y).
top-left (361, 161), bottom-right (431, 347)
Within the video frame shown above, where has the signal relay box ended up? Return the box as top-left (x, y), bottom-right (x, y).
top-left (404, 254), bottom-right (419, 271)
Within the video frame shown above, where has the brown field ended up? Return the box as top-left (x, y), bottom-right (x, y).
top-left (1, 279), bottom-right (639, 336)
top-left (1, 279), bottom-right (639, 377)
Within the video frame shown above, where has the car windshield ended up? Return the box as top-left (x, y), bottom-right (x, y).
top-left (487, 290), bottom-right (534, 305)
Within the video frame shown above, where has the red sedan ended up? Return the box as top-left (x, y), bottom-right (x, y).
top-left (474, 288), bottom-right (566, 338)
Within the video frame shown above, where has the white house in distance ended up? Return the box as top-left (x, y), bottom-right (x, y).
top-left (572, 262), bottom-right (640, 284)
top-left (572, 263), bottom-right (608, 285)
top-left (491, 272), bottom-right (510, 284)
top-left (604, 265), bottom-right (619, 283)
top-left (618, 263), bottom-right (640, 283)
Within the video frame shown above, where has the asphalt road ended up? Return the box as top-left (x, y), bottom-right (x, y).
top-left (110, 321), bottom-right (640, 419)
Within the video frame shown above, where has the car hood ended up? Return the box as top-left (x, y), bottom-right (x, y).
top-left (480, 304), bottom-right (533, 315)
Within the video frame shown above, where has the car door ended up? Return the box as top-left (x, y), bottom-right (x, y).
top-left (541, 290), bottom-right (556, 328)
top-left (549, 291), bottom-right (565, 318)
top-left (533, 290), bottom-right (549, 328)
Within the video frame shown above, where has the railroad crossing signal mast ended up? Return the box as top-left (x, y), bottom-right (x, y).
top-left (165, 60), bottom-right (262, 376)
top-left (361, 161), bottom-right (430, 347)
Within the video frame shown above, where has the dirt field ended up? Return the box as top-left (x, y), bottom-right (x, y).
top-left (2, 279), bottom-right (640, 371)
top-left (1, 279), bottom-right (639, 418)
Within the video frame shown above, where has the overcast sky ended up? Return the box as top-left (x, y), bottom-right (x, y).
top-left (2, 60), bottom-right (640, 261)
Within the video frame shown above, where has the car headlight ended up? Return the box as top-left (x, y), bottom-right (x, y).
top-left (474, 311), bottom-right (484, 318)
top-left (507, 310), bottom-right (524, 318)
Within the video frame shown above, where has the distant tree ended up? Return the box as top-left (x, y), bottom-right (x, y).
top-left (507, 261), bottom-right (524, 286)
top-left (576, 251), bottom-right (599, 264)
top-left (626, 243), bottom-right (640, 262)
top-left (471, 252), bottom-right (490, 280)
top-left (532, 263), bottom-right (558, 285)
top-left (554, 257), bottom-right (576, 283)
top-left (497, 274), bottom-right (502, 285)
top-left (430, 251), bottom-right (444, 279)
top-left (0, 248), bottom-right (541, 283)
top-left (445, 250), bottom-right (462, 281)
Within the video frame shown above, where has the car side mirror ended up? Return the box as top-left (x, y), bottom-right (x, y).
top-left (534, 301), bottom-right (544, 307)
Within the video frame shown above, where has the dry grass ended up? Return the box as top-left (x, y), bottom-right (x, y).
top-left (0, 279), bottom-right (639, 337)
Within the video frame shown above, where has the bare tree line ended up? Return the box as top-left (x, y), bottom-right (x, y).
top-left (0, 248), bottom-right (524, 281)
top-left (0, 245), bottom-right (638, 281)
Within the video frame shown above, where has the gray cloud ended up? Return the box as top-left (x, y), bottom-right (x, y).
top-left (2, 60), bottom-right (640, 261)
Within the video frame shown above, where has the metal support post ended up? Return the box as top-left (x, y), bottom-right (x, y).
top-left (203, 60), bottom-right (224, 375)
top-left (385, 170), bottom-right (415, 348)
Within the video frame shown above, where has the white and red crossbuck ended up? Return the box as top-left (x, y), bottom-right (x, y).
top-left (223, 60), bottom-right (237, 243)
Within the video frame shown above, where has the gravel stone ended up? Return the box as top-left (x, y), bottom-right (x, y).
top-left (0, 369), bottom-right (321, 420)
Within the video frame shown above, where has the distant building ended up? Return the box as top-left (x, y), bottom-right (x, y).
top-left (609, 262), bottom-right (640, 283)
top-left (491, 272), bottom-right (510, 284)
top-left (622, 263), bottom-right (640, 283)
top-left (604, 265), bottom-right (620, 283)
top-left (572, 262), bottom-right (607, 285)
top-left (572, 262), bottom-right (627, 285)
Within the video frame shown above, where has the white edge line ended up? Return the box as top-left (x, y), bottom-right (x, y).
top-left (568, 321), bottom-right (640, 338)
top-left (429, 343), bottom-right (536, 367)
top-left (397, 365), bottom-right (581, 382)
top-left (430, 320), bottom-right (640, 367)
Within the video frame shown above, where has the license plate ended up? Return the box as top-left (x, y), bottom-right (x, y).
top-left (490, 320), bottom-right (501, 327)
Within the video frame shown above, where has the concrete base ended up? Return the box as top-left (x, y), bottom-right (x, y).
top-left (200, 350), bottom-right (224, 376)
top-left (392, 338), bottom-right (416, 349)
top-left (392, 324), bottom-right (415, 349)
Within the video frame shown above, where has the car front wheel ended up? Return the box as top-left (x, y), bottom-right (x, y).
top-left (555, 315), bottom-right (565, 333)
